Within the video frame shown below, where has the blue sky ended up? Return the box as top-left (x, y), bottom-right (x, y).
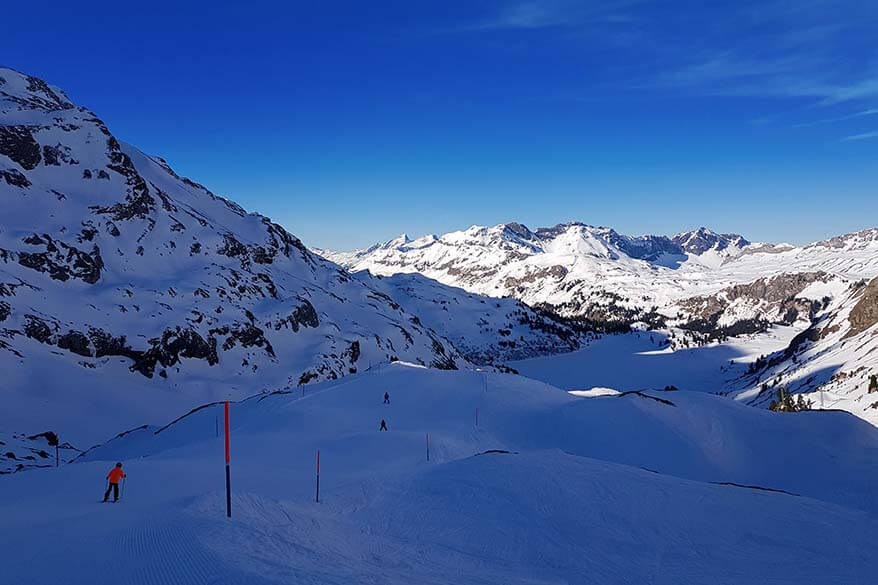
top-left (4, 1), bottom-right (877, 249)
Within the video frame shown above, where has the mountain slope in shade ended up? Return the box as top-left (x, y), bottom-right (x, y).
top-left (0, 67), bottom-right (479, 446)
top-left (361, 271), bottom-right (588, 364)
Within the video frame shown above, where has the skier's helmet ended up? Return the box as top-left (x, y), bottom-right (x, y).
top-left (115, 462), bottom-right (122, 467)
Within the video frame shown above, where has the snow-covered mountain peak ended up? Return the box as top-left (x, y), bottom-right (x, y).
top-left (807, 227), bottom-right (878, 251)
top-left (0, 67), bottom-right (75, 114)
top-left (383, 233), bottom-right (411, 249)
top-left (672, 227), bottom-right (750, 255)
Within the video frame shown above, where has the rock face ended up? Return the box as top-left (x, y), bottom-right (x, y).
top-left (0, 67), bottom-right (491, 441)
top-left (847, 277), bottom-right (878, 338)
top-left (675, 272), bottom-right (828, 337)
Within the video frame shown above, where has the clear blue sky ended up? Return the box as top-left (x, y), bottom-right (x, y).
top-left (4, 1), bottom-right (877, 249)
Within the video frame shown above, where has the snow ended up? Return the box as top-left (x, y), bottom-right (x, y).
top-left (568, 387), bottom-right (620, 397)
top-left (510, 328), bottom-right (800, 393)
top-left (2, 364), bottom-right (876, 584)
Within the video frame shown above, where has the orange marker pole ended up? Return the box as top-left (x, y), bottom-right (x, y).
top-left (224, 401), bottom-right (231, 518)
top-left (316, 450), bottom-right (321, 503)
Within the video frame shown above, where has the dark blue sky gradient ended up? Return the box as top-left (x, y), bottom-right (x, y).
top-left (3, 1), bottom-right (877, 248)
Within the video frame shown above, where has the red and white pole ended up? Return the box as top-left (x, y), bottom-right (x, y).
top-left (315, 450), bottom-right (321, 503)
top-left (224, 401), bottom-right (231, 518)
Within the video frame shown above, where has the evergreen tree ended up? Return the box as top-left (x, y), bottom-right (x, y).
top-left (769, 387), bottom-right (812, 412)
top-left (869, 375), bottom-right (878, 394)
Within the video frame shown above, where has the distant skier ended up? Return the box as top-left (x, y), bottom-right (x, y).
top-left (379, 419), bottom-right (388, 431)
top-left (383, 392), bottom-right (390, 404)
top-left (102, 462), bottom-right (126, 502)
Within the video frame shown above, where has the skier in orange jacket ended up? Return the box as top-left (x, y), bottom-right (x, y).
top-left (102, 462), bottom-right (126, 502)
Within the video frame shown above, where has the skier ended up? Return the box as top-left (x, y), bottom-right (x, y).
top-left (379, 419), bottom-right (388, 431)
top-left (102, 462), bottom-right (126, 502)
top-left (383, 392), bottom-right (390, 404)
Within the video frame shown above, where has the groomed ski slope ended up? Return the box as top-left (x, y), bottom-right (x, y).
top-left (2, 364), bottom-right (876, 584)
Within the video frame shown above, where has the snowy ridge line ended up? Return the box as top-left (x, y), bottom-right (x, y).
top-left (75, 370), bottom-right (374, 462)
top-left (710, 482), bottom-right (801, 497)
top-left (617, 390), bottom-right (677, 406)
top-left (632, 463), bottom-right (802, 496)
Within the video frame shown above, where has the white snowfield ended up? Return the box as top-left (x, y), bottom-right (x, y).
top-left (2, 364), bottom-right (876, 584)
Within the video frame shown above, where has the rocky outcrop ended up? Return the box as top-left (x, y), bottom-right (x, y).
top-left (672, 227), bottom-right (749, 255)
top-left (676, 272), bottom-right (827, 336)
top-left (847, 277), bottom-right (878, 337)
top-left (131, 328), bottom-right (219, 378)
top-left (1, 168), bottom-right (31, 187)
top-left (273, 300), bottom-right (319, 332)
top-left (15, 234), bottom-right (104, 284)
top-left (0, 125), bottom-right (41, 170)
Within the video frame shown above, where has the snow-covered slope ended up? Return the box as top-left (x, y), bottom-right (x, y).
top-left (0, 67), bottom-right (479, 447)
top-left (358, 271), bottom-right (588, 363)
top-left (3, 364), bottom-right (875, 584)
top-left (730, 275), bottom-right (878, 425)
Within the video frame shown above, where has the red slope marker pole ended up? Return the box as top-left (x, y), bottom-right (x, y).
top-left (426, 433), bottom-right (430, 462)
top-left (316, 450), bottom-right (321, 503)
top-left (224, 401), bottom-right (231, 518)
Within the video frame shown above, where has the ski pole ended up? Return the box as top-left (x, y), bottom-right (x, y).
top-left (120, 478), bottom-right (126, 501)
top-left (225, 401), bottom-right (231, 518)
top-left (315, 450), bottom-right (320, 503)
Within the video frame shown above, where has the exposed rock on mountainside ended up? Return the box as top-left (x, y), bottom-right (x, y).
top-left (672, 227), bottom-right (749, 255)
top-left (847, 277), bottom-right (878, 338)
top-left (675, 272), bottom-right (829, 336)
